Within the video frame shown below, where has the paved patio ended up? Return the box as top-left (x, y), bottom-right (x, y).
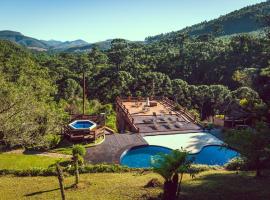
top-left (84, 133), bottom-right (147, 164)
top-left (143, 132), bottom-right (223, 154)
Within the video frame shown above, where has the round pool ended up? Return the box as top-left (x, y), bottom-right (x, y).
top-left (120, 145), bottom-right (239, 168)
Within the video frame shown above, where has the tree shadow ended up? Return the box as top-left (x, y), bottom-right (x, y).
top-left (179, 171), bottom-right (270, 200)
top-left (25, 185), bottom-right (73, 197)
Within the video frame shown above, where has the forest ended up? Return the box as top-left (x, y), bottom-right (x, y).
top-left (0, 14), bottom-right (270, 149)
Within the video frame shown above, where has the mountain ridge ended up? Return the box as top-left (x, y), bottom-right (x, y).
top-left (0, 1), bottom-right (269, 51)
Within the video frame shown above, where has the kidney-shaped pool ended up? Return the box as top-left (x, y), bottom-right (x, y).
top-left (120, 145), bottom-right (239, 168)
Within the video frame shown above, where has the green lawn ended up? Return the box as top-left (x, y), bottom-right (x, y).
top-left (50, 135), bottom-right (105, 155)
top-left (0, 153), bottom-right (64, 170)
top-left (0, 170), bottom-right (269, 200)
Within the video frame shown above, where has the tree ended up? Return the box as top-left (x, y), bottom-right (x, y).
top-left (138, 72), bottom-right (172, 97)
top-left (72, 144), bottom-right (86, 187)
top-left (108, 39), bottom-right (129, 70)
top-left (88, 46), bottom-right (108, 67)
top-left (225, 122), bottom-right (270, 177)
top-left (231, 87), bottom-right (264, 113)
top-left (171, 79), bottom-right (189, 107)
top-left (56, 163), bottom-right (66, 200)
top-left (60, 78), bottom-right (82, 100)
top-left (152, 149), bottom-right (195, 200)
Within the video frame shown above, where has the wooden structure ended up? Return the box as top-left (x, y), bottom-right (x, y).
top-left (62, 71), bottom-right (107, 142)
top-left (224, 115), bottom-right (253, 128)
top-left (116, 96), bottom-right (201, 133)
top-left (223, 103), bottom-right (255, 128)
top-left (63, 114), bottom-right (105, 141)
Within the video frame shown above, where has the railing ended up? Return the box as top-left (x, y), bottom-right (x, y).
top-left (63, 124), bottom-right (105, 141)
top-left (116, 97), bottom-right (139, 132)
top-left (160, 97), bottom-right (203, 126)
top-left (91, 126), bottom-right (105, 140)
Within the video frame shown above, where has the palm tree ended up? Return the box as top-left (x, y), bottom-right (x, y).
top-left (152, 149), bottom-right (195, 200)
top-left (72, 144), bottom-right (86, 187)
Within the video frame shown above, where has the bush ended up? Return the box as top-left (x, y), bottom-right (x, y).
top-left (225, 157), bottom-right (248, 171)
top-left (0, 163), bottom-right (221, 177)
top-left (215, 114), bottom-right (225, 120)
top-left (0, 167), bottom-right (57, 176)
top-left (190, 164), bottom-right (222, 172)
top-left (45, 134), bottom-right (61, 149)
top-left (174, 104), bottom-right (181, 111)
top-left (68, 164), bottom-right (133, 174)
top-left (189, 109), bottom-right (200, 120)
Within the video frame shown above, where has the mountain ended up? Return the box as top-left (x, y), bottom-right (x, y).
top-left (0, 30), bottom-right (49, 50)
top-left (0, 31), bottom-right (89, 51)
top-left (1, 1), bottom-right (269, 52)
top-left (64, 39), bottom-right (113, 52)
top-left (43, 39), bottom-right (89, 50)
top-left (146, 1), bottom-right (270, 43)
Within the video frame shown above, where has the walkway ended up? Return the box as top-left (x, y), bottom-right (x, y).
top-left (143, 132), bottom-right (223, 154)
top-left (84, 133), bottom-right (147, 164)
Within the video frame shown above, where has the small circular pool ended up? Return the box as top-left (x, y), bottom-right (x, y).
top-left (120, 145), bottom-right (239, 168)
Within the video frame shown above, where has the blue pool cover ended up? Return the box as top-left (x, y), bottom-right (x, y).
top-left (120, 145), bottom-right (239, 168)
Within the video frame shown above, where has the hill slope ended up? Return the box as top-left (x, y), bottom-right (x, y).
top-left (0, 30), bottom-right (49, 50)
top-left (146, 1), bottom-right (270, 43)
top-left (0, 31), bottom-right (89, 51)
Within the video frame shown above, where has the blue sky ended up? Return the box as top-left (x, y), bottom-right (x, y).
top-left (0, 0), bottom-right (266, 43)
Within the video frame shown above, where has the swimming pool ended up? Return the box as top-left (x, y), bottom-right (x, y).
top-left (120, 145), bottom-right (239, 168)
top-left (120, 145), bottom-right (172, 168)
top-left (69, 120), bottom-right (96, 130)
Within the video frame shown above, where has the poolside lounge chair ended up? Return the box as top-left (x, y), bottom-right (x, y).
top-left (149, 121), bottom-right (159, 130)
top-left (168, 117), bottom-right (173, 121)
top-left (143, 119), bottom-right (154, 124)
top-left (142, 106), bottom-right (150, 113)
top-left (162, 124), bottom-right (171, 130)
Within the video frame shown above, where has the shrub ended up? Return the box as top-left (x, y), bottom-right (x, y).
top-left (189, 109), bottom-right (200, 120)
top-left (174, 104), bottom-right (181, 111)
top-left (225, 157), bottom-right (248, 171)
top-left (0, 167), bottom-right (57, 176)
top-left (45, 134), bottom-right (61, 149)
top-left (215, 114), bottom-right (225, 120)
top-left (190, 164), bottom-right (222, 172)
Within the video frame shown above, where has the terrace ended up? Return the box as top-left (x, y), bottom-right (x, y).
top-left (116, 96), bottom-right (201, 134)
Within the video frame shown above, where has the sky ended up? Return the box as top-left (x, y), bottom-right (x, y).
top-left (0, 0), bottom-right (266, 43)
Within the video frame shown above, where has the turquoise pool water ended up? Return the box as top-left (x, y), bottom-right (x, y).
top-left (70, 120), bottom-right (95, 129)
top-left (120, 145), bottom-right (238, 168)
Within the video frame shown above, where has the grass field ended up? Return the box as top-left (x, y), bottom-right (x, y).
top-left (0, 153), bottom-right (64, 170)
top-left (0, 170), bottom-right (269, 200)
top-left (50, 136), bottom-right (105, 155)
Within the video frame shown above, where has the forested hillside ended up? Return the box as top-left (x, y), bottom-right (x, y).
top-left (1, 1), bottom-right (270, 52)
top-left (146, 1), bottom-right (270, 43)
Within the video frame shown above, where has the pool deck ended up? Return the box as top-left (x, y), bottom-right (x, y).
top-left (84, 131), bottom-right (224, 163)
top-left (84, 133), bottom-right (147, 164)
top-left (143, 132), bottom-right (223, 154)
